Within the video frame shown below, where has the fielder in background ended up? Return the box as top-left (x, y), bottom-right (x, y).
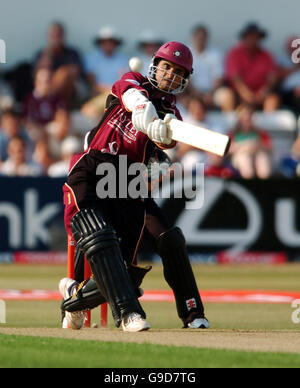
top-left (60, 41), bottom-right (210, 332)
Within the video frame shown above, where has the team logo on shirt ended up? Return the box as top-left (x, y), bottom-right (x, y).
top-left (101, 141), bottom-right (119, 155)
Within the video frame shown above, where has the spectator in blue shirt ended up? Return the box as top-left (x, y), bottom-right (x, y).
top-left (0, 109), bottom-right (33, 162)
top-left (84, 26), bottom-right (129, 95)
top-left (82, 26), bottom-right (129, 119)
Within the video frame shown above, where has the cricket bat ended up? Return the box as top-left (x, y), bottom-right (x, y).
top-left (168, 119), bottom-right (231, 157)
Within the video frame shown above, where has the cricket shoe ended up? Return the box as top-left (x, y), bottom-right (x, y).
top-left (188, 317), bottom-right (210, 329)
top-left (59, 278), bottom-right (84, 330)
top-left (121, 312), bottom-right (151, 332)
top-left (184, 311), bottom-right (210, 329)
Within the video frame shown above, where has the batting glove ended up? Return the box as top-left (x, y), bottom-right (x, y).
top-left (147, 119), bottom-right (172, 145)
top-left (132, 101), bottom-right (159, 134)
top-left (164, 113), bottom-right (177, 124)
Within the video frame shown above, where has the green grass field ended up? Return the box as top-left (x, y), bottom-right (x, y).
top-left (1, 263), bottom-right (300, 368)
top-left (1, 334), bottom-right (300, 368)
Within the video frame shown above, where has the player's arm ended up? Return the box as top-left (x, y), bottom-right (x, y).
top-left (122, 87), bottom-right (173, 146)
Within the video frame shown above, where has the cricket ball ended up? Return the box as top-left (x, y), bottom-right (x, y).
top-left (129, 57), bottom-right (143, 73)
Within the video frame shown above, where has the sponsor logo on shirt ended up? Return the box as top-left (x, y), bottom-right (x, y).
top-left (107, 109), bottom-right (137, 143)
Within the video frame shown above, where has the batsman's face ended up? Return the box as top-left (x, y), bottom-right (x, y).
top-left (155, 60), bottom-right (186, 92)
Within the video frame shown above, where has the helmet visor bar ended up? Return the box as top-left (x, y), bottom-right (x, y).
top-left (147, 64), bottom-right (189, 94)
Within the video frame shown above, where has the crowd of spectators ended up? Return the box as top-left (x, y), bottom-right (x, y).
top-left (0, 21), bottom-right (300, 179)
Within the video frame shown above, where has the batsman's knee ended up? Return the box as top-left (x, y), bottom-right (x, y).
top-left (71, 208), bottom-right (119, 258)
top-left (156, 227), bottom-right (186, 255)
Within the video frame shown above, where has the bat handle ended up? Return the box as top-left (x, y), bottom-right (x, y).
top-left (223, 137), bottom-right (231, 157)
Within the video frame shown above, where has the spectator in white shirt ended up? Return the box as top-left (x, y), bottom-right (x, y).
top-left (189, 25), bottom-right (235, 111)
top-left (48, 136), bottom-right (81, 177)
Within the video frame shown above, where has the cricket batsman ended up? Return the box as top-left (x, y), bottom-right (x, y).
top-left (60, 41), bottom-right (210, 332)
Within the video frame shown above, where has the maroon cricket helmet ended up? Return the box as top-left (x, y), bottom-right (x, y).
top-left (154, 41), bottom-right (194, 74)
top-left (147, 41), bottom-right (193, 94)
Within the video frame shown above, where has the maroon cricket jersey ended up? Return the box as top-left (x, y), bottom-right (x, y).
top-left (64, 72), bottom-right (181, 238)
top-left (85, 72), bottom-right (182, 164)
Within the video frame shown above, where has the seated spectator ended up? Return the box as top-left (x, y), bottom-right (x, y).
top-left (279, 132), bottom-right (300, 178)
top-left (180, 97), bottom-right (224, 132)
top-left (48, 136), bottom-right (82, 177)
top-left (177, 98), bottom-right (224, 170)
top-left (47, 108), bottom-right (71, 159)
top-left (181, 96), bottom-right (207, 125)
top-left (176, 98), bottom-right (206, 167)
top-left (228, 104), bottom-right (273, 179)
top-left (0, 76), bottom-right (14, 111)
top-left (0, 109), bottom-right (33, 162)
top-left (136, 30), bottom-right (164, 75)
top-left (32, 139), bottom-right (56, 175)
top-left (81, 26), bottom-right (129, 119)
top-left (0, 136), bottom-right (41, 176)
top-left (23, 67), bottom-right (69, 142)
top-left (84, 26), bottom-right (129, 94)
top-left (3, 63), bottom-right (34, 106)
top-left (189, 25), bottom-right (235, 111)
top-left (277, 35), bottom-right (300, 112)
top-left (33, 22), bottom-right (82, 103)
top-left (225, 23), bottom-right (280, 111)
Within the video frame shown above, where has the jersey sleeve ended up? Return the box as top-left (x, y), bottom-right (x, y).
top-left (112, 72), bottom-right (149, 108)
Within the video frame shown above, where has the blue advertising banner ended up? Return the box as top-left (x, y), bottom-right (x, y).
top-left (0, 177), bottom-right (65, 252)
top-left (1, 177), bottom-right (300, 259)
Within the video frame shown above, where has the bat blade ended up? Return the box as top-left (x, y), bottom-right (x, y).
top-left (168, 119), bottom-right (230, 157)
